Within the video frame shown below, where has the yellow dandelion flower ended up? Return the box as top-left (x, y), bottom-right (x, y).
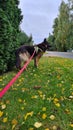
top-left (34, 122), bottom-right (42, 128)
top-left (52, 125), bottom-right (57, 130)
top-left (3, 117), bottom-right (8, 123)
top-left (70, 123), bottom-right (73, 127)
top-left (18, 98), bottom-right (23, 103)
top-left (49, 115), bottom-right (55, 120)
top-left (28, 128), bottom-right (34, 130)
top-left (45, 128), bottom-right (50, 130)
top-left (54, 98), bottom-right (59, 103)
top-left (11, 119), bottom-right (18, 125)
top-left (55, 103), bottom-right (60, 107)
top-left (42, 107), bottom-right (46, 111)
top-left (0, 78), bottom-right (2, 81)
top-left (0, 111), bottom-right (3, 117)
top-left (21, 107), bottom-right (24, 110)
top-left (42, 113), bottom-right (47, 119)
top-left (31, 95), bottom-right (38, 99)
top-left (1, 104), bottom-right (6, 109)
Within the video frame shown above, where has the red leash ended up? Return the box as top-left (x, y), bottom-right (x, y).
top-left (0, 51), bottom-right (35, 98)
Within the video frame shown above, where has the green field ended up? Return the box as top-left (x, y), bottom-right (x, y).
top-left (0, 57), bottom-right (73, 130)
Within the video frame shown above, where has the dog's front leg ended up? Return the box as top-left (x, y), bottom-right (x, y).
top-left (34, 57), bottom-right (39, 68)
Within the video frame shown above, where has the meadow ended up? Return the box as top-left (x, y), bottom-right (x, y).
top-left (0, 56), bottom-right (73, 130)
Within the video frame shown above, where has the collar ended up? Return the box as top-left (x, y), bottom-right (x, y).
top-left (34, 46), bottom-right (43, 53)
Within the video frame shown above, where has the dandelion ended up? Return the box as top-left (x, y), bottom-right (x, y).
top-left (0, 111), bottom-right (3, 117)
top-left (42, 107), bottom-right (46, 111)
top-left (42, 113), bottom-right (47, 119)
top-left (69, 95), bottom-right (73, 99)
top-left (12, 119), bottom-right (18, 130)
top-left (21, 107), bottom-right (24, 110)
top-left (34, 122), bottom-right (42, 128)
top-left (69, 123), bottom-right (73, 127)
top-left (11, 119), bottom-right (18, 125)
top-left (52, 125), bottom-right (57, 130)
top-left (54, 98), bottom-right (59, 103)
top-left (49, 115), bottom-right (55, 120)
top-left (0, 78), bottom-right (2, 81)
top-left (28, 128), bottom-right (34, 130)
top-left (53, 98), bottom-right (60, 107)
top-left (31, 95), bottom-right (38, 99)
top-left (1, 104), bottom-right (6, 110)
top-left (45, 128), bottom-right (50, 130)
top-left (55, 103), bottom-right (60, 107)
top-left (18, 98), bottom-right (23, 103)
top-left (3, 117), bottom-right (8, 123)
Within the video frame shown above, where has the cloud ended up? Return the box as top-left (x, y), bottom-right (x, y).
top-left (19, 0), bottom-right (68, 43)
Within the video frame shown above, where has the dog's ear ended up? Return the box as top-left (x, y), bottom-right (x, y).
top-left (44, 38), bottom-right (46, 42)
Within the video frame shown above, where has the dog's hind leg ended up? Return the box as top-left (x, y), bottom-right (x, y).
top-left (16, 56), bottom-right (21, 70)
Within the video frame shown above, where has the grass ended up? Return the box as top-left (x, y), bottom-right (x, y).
top-left (0, 56), bottom-right (73, 130)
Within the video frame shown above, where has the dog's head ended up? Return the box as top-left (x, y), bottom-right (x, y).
top-left (42, 38), bottom-right (51, 51)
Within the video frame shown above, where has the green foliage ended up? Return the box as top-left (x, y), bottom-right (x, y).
top-left (18, 32), bottom-right (33, 45)
top-left (47, 33), bottom-right (55, 51)
top-left (68, 0), bottom-right (73, 49)
top-left (0, 57), bottom-right (73, 129)
top-left (48, 0), bottom-right (73, 52)
top-left (0, 0), bottom-right (23, 73)
top-left (55, 1), bottom-right (70, 51)
top-left (0, 0), bottom-right (33, 74)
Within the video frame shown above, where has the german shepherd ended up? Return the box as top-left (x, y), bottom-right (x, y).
top-left (15, 38), bottom-right (51, 69)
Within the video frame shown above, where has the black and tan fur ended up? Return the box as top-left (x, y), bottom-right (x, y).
top-left (15, 38), bottom-right (51, 69)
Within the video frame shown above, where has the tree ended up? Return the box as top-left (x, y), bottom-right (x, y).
top-left (55, 1), bottom-right (70, 51)
top-left (18, 31), bottom-right (33, 45)
top-left (47, 33), bottom-right (55, 51)
top-left (0, 0), bottom-right (23, 73)
top-left (49, 0), bottom-right (73, 51)
top-left (68, 0), bottom-right (73, 50)
top-left (52, 17), bottom-right (59, 50)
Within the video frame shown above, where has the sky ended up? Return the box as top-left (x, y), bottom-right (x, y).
top-left (19, 0), bottom-right (68, 43)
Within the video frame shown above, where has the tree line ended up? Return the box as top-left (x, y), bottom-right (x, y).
top-left (48, 0), bottom-right (73, 52)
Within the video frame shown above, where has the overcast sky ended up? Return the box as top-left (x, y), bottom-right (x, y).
top-left (19, 0), bottom-right (68, 43)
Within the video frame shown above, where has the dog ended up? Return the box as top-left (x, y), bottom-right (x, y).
top-left (15, 38), bottom-right (51, 69)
